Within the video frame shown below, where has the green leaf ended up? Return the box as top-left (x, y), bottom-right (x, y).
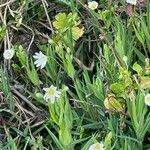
top-left (110, 82), bottom-right (125, 94)
top-left (103, 44), bottom-right (111, 63)
top-left (57, 0), bottom-right (71, 6)
top-left (53, 13), bottom-right (69, 30)
top-left (132, 62), bottom-right (143, 76)
top-left (0, 25), bottom-right (6, 40)
top-left (104, 132), bottom-right (112, 149)
top-left (104, 95), bottom-right (124, 112)
top-left (0, 69), bottom-right (14, 111)
top-left (53, 13), bottom-right (80, 31)
top-left (72, 26), bottom-right (84, 41)
top-left (133, 25), bottom-right (145, 45)
top-left (26, 60), bottom-right (40, 86)
top-left (45, 126), bottom-right (65, 150)
top-left (16, 45), bottom-right (28, 68)
top-left (53, 12), bottom-right (83, 42)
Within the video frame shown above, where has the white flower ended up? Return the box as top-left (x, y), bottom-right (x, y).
top-left (126, 0), bottom-right (137, 5)
top-left (3, 48), bottom-right (15, 60)
top-left (145, 94), bottom-right (150, 106)
top-left (43, 85), bottom-right (61, 103)
top-left (89, 142), bottom-right (104, 150)
top-left (33, 51), bottom-right (47, 69)
top-left (88, 1), bottom-right (98, 10)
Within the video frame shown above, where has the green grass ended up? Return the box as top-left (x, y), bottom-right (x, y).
top-left (0, 0), bottom-right (150, 149)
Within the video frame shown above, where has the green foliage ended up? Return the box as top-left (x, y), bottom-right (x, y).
top-left (15, 45), bottom-right (40, 86)
top-left (132, 62), bottom-right (143, 76)
top-left (15, 45), bottom-right (28, 68)
top-left (2, 0), bottom-right (150, 150)
top-left (0, 25), bottom-right (6, 40)
top-left (53, 12), bottom-right (84, 43)
top-left (48, 88), bottom-right (73, 149)
top-left (26, 59), bottom-right (40, 86)
top-left (0, 69), bottom-right (14, 111)
top-left (53, 12), bottom-right (80, 30)
top-left (97, 7), bottom-right (114, 28)
top-left (126, 92), bottom-right (150, 149)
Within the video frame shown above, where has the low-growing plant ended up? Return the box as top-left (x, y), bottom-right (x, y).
top-left (1, 0), bottom-right (150, 150)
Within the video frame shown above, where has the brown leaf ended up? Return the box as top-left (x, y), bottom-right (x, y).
top-left (138, 0), bottom-right (146, 7)
top-left (126, 4), bottom-right (134, 16)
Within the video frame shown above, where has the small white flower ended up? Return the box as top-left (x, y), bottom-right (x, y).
top-left (89, 142), bottom-right (104, 150)
top-left (126, 0), bottom-right (137, 5)
top-left (33, 51), bottom-right (47, 69)
top-left (145, 94), bottom-right (150, 106)
top-left (3, 48), bottom-right (15, 60)
top-left (88, 1), bottom-right (98, 10)
top-left (43, 85), bottom-right (61, 103)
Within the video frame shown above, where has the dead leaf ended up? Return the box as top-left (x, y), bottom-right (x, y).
top-left (126, 4), bottom-right (134, 16)
top-left (137, 0), bottom-right (146, 7)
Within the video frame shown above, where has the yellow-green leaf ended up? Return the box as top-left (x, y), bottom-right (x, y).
top-left (140, 77), bottom-right (150, 89)
top-left (72, 26), bottom-right (84, 41)
top-left (53, 13), bottom-right (68, 30)
top-left (104, 95), bottom-right (124, 112)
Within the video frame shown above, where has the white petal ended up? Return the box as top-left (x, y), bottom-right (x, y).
top-left (50, 97), bottom-right (55, 103)
top-left (39, 51), bottom-right (43, 55)
top-left (41, 62), bottom-right (46, 69)
top-left (43, 88), bottom-right (49, 92)
top-left (36, 63), bottom-right (41, 67)
top-left (126, 0), bottom-right (137, 5)
top-left (33, 55), bottom-right (39, 59)
top-left (145, 94), bottom-right (150, 106)
top-left (57, 91), bottom-right (61, 95)
top-left (50, 85), bottom-right (55, 88)
top-left (40, 64), bottom-right (44, 69)
top-left (33, 51), bottom-right (47, 69)
top-left (34, 60), bottom-right (39, 64)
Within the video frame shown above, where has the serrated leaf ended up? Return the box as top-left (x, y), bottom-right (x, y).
top-left (53, 13), bottom-right (68, 30)
top-left (72, 26), bottom-right (84, 41)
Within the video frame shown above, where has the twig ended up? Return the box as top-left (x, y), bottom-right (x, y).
top-left (35, 29), bottom-right (49, 39)
top-left (33, 20), bottom-right (53, 32)
top-left (21, 23), bottom-right (35, 53)
top-left (41, 0), bottom-right (54, 34)
top-left (0, 0), bottom-right (15, 8)
top-left (15, 99), bottom-right (35, 117)
top-left (74, 57), bottom-right (94, 71)
top-left (11, 88), bottom-right (40, 112)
